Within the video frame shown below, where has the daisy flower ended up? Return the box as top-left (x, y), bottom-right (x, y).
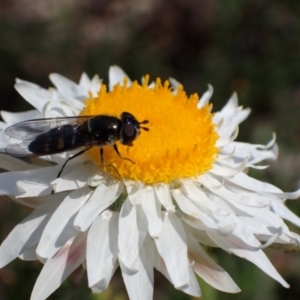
top-left (1, 66), bottom-right (300, 300)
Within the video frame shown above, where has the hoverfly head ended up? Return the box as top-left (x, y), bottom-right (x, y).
top-left (120, 112), bottom-right (149, 145)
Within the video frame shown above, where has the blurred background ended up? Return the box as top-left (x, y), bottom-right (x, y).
top-left (1, 0), bottom-right (300, 299)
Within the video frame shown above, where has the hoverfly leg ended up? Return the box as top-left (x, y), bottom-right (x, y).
top-left (57, 147), bottom-right (92, 179)
top-left (113, 144), bottom-right (135, 164)
top-left (52, 147), bottom-right (92, 194)
top-left (100, 147), bottom-right (104, 164)
top-left (99, 147), bottom-right (121, 177)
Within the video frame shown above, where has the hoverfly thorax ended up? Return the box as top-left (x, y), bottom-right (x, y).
top-left (87, 115), bottom-right (122, 143)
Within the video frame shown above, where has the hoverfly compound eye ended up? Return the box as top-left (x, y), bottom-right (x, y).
top-left (120, 121), bottom-right (139, 145)
top-left (123, 123), bottom-right (135, 137)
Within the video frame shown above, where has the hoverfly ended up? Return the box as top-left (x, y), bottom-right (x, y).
top-left (5, 112), bottom-right (149, 178)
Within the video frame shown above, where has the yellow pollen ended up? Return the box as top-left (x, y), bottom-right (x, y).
top-left (80, 76), bottom-right (219, 184)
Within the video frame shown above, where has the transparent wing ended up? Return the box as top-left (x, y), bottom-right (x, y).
top-left (5, 116), bottom-right (92, 157)
top-left (5, 143), bottom-right (46, 157)
top-left (5, 116), bottom-right (90, 140)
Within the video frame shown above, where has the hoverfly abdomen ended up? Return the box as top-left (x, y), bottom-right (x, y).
top-left (28, 124), bottom-right (82, 155)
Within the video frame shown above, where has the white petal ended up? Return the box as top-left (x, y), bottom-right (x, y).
top-left (36, 187), bottom-right (92, 260)
top-left (0, 167), bottom-right (53, 196)
top-left (215, 94), bottom-right (251, 139)
top-left (153, 183), bottom-right (175, 212)
top-left (210, 157), bottom-right (248, 177)
top-left (0, 193), bottom-right (64, 267)
top-left (51, 162), bottom-right (98, 193)
top-left (216, 126), bottom-right (239, 147)
top-left (87, 171), bottom-right (109, 187)
top-left (172, 189), bottom-right (218, 229)
top-left (89, 75), bottom-right (102, 97)
top-left (126, 181), bottom-right (144, 205)
top-left (142, 235), bottom-right (198, 296)
top-left (208, 231), bottom-right (289, 287)
top-left (217, 109), bottom-right (250, 138)
top-left (49, 73), bottom-right (87, 99)
top-left (118, 200), bottom-right (148, 268)
top-left (206, 181), bottom-right (270, 208)
top-left (48, 149), bottom-right (88, 165)
top-left (43, 97), bottom-right (82, 117)
top-left (197, 84), bottom-right (213, 108)
top-left (90, 263), bottom-right (119, 294)
top-left (74, 180), bottom-right (123, 232)
top-left (271, 200), bottom-right (300, 227)
top-left (168, 77), bottom-right (181, 91)
top-left (186, 230), bottom-right (240, 293)
top-left (31, 232), bottom-right (87, 300)
top-left (200, 193), bottom-right (237, 236)
top-left (0, 153), bottom-right (39, 171)
top-left (87, 211), bottom-right (119, 290)
top-left (238, 216), bottom-right (283, 239)
top-left (15, 166), bottom-right (62, 197)
top-left (179, 266), bottom-right (201, 296)
top-left (0, 120), bottom-right (7, 129)
top-left (14, 82), bottom-right (51, 113)
top-left (233, 223), bottom-right (261, 248)
top-left (11, 192), bottom-right (65, 209)
top-left (120, 243), bottom-right (154, 300)
top-left (182, 220), bottom-right (218, 246)
top-left (19, 246), bottom-right (38, 261)
top-left (151, 239), bottom-right (173, 277)
top-left (219, 92), bottom-right (250, 126)
top-left (140, 186), bottom-right (162, 238)
top-left (198, 172), bottom-right (223, 189)
top-left (181, 179), bottom-right (219, 213)
top-left (224, 183), bottom-right (274, 207)
top-left (0, 130), bottom-right (9, 150)
top-left (223, 140), bottom-right (278, 165)
top-left (207, 183), bottom-right (283, 228)
top-left (220, 92), bottom-right (239, 116)
top-left (236, 204), bottom-right (283, 229)
top-left (154, 212), bottom-right (190, 288)
top-left (1, 110), bottom-right (42, 125)
top-left (109, 65), bottom-right (131, 91)
top-left (269, 186), bottom-right (300, 200)
top-left (227, 171), bottom-right (282, 193)
top-left (78, 72), bottom-right (91, 89)
top-left (15, 78), bottom-right (40, 87)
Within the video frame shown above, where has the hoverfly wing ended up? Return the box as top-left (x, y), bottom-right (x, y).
top-left (5, 142), bottom-right (39, 157)
top-left (5, 117), bottom-right (88, 140)
top-left (5, 116), bottom-right (92, 157)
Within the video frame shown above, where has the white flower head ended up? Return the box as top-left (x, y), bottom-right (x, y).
top-left (1, 66), bottom-right (300, 300)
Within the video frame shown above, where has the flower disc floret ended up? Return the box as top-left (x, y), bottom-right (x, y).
top-left (81, 77), bottom-right (219, 184)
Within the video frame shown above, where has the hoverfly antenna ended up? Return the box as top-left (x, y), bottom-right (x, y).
top-left (140, 120), bottom-right (149, 125)
top-left (139, 119), bottom-right (149, 131)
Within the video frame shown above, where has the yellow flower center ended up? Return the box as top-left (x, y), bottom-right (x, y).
top-left (80, 76), bottom-right (218, 184)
